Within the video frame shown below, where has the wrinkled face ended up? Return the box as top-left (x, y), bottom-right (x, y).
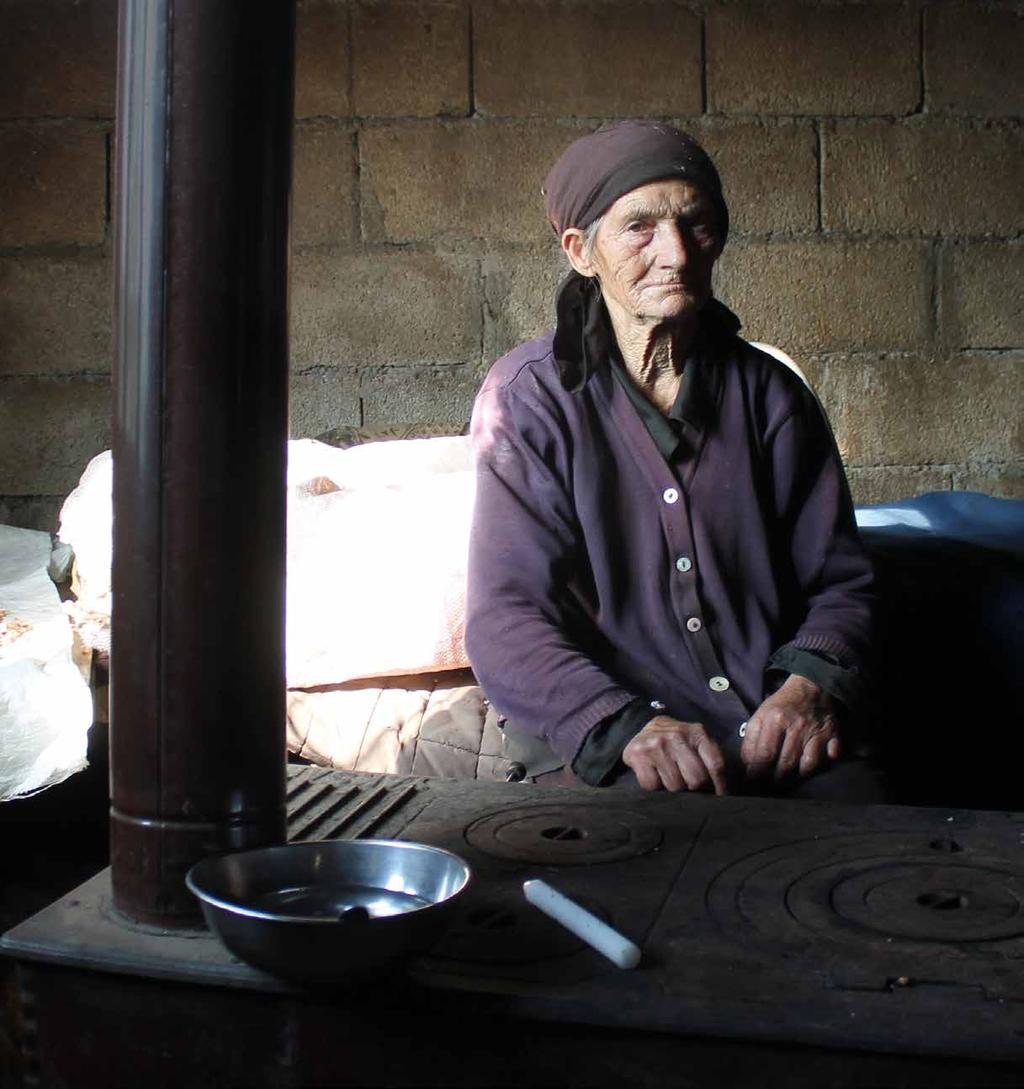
top-left (563, 178), bottom-right (721, 330)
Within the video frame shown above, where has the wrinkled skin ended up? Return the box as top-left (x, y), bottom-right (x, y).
top-left (741, 673), bottom-right (841, 782)
top-left (564, 178), bottom-right (840, 795)
top-left (622, 716), bottom-right (729, 795)
top-left (622, 676), bottom-right (840, 795)
top-left (561, 177), bottom-right (721, 408)
top-left (561, 177), bottom-right (720, 335)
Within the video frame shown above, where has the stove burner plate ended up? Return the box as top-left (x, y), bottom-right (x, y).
top-left (464, 803), bottom-right (662, 865)
top-left (407, 789), bottom-right (699, 984)
top-left (705, 832), bottom-right (1024, 951)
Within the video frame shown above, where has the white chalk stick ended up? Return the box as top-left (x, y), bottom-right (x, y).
top-left (522, 879), bottom-right (642, 970)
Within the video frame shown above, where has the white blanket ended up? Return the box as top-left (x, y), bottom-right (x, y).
top-left (58, 436), bottom-right (475, 689)
top-left (285, 437), bottom-right (473, 686)
top-left (0, 525), bottom-right (92, 800)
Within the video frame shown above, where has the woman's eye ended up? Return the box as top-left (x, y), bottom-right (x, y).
top-left (689, 222), bottom-right (717, 247)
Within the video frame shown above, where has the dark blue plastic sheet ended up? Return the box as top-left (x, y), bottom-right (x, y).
top-left (854, 492), bottom-right (1023, 808)
top-left (857, 490), bottom-right (1024, 556)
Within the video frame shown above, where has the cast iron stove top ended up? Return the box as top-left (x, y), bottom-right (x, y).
top-left (4, 768), bottom-right (1022, 1063)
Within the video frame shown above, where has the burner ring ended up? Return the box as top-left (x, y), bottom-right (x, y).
top-left (708, 832), bottom-right (1024, 952)
top-left (795, 858), bottom-right (1024, 944)
top-left (464, 804), bottom-right (662, 865)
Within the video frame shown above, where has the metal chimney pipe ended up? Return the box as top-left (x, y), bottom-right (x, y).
top-left (110, 0), bottom-right (295, 925)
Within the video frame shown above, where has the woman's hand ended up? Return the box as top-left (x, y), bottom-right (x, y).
top-left (622, 716), bottom-right (728, 795)
top-left (741, 674), bottom-right (840, 782)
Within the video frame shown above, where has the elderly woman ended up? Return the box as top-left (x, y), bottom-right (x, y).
top-left (465, 121), bottom-right (878, 800)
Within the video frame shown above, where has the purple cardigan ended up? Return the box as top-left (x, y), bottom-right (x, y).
top-left (465, 317), bottom-right (874, 767)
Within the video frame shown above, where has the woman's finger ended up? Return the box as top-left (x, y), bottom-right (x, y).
top-left (774, 724), bottom-right (804, 780)
top-left (654, 748), bottom-right (687, 792)
top-left (696, 736), bottom-right (729, 796)
top-left (799, 734), bottom-right (825, 778)
top-left (669, 738), bottom-right (712, 792)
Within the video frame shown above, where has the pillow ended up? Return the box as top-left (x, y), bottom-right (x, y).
top-left (286, 437), bottom-right (474, 686)
top-left (58, 436), bottom-right (476, 688)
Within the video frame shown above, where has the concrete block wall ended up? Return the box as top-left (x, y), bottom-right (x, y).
top-left (1, 0), bottom-right (1021, 531)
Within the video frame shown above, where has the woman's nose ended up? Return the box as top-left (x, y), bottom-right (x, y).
top-left (655, 221), bottom-right (691, 268)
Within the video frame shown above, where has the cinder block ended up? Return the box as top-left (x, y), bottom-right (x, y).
top-left (952, 461), bottom-right (1024, 499)
top-left (475, 1), bottom-right (701, 117)
top-left (295, 0), bottom-right (350, 118)
top-left (0, 495), bottom-right (64, 534)
top-left (846, 465), bottom-right (953, 506)
top-left (353, 1), bottom-right (469, 117)
top-left (0, 126), bottom-right (107, 247)
top-left (293, 125), bottom-right (356, 245)
top-left (713, 239), bottom-right (931, 354)
top-left (927, 2), bottom-right (1024, 117)
top-left (290, 367), bottom-right (361, 438)
top-left (360, 122), bottom-right (569, 244)
top-left (0, 0), bottom-right (117, 119)
top-left (793, 355), bottom-right (827, 392)
top-left (693, 120), bottom-right (818, 234)
top-left (482, 248), bottom-right (564, 362)
top-left (0, 377), bottom-right (111, 495)
top-left (359, 364), bottom-right (481, 427)
top-left (707, 2), bottom-right (918, 116)
top-left (291, 251), bottom-right (481, 369)
top-left (943, 243), bottom-right (1024, 349)
top-left (814, 355), bottom-right (1023, 467)
top-left (824, 120), bottom-right (1024, 236)
top-left (0, 257), bottom-right (112, 376)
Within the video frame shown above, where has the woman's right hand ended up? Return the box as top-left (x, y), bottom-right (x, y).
top-left (622, 716), bottom-right (729, 795)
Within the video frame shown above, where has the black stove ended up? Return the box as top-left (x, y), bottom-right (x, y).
top-left (4, 768), bottom-right (1023, 1073)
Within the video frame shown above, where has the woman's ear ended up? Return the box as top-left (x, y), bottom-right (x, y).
top-left (561, 228), bottom-right (595, 278)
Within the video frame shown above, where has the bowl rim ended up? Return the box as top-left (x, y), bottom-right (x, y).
top-left (184, 837), bottom-right (472, 925)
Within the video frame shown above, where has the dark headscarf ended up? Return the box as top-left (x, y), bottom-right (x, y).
top-left (545, 122), bottom-right (736, 391)
top-left (543, 120), bottom-right (729, 244)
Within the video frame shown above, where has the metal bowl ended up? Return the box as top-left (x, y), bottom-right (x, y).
top-left (186, 838), bottom-right (471, 984)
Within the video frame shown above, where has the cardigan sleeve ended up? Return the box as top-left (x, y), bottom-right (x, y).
top-left (465, 380), bottom-right (637, 765)
top-left (766, 387), bottom-right (875, 674)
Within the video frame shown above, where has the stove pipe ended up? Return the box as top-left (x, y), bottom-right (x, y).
top-left (110, 0), bottom-right (295, 925)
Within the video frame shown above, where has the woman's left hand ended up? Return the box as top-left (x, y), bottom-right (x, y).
top-left (741, 674), bottom-right (840, 781)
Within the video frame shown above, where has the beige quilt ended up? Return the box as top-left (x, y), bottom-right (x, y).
top-left (287, 668), bottom-right (512, 781)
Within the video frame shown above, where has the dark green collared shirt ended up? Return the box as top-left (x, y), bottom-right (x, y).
top-left (608, 353), bottom-right (691, 460)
